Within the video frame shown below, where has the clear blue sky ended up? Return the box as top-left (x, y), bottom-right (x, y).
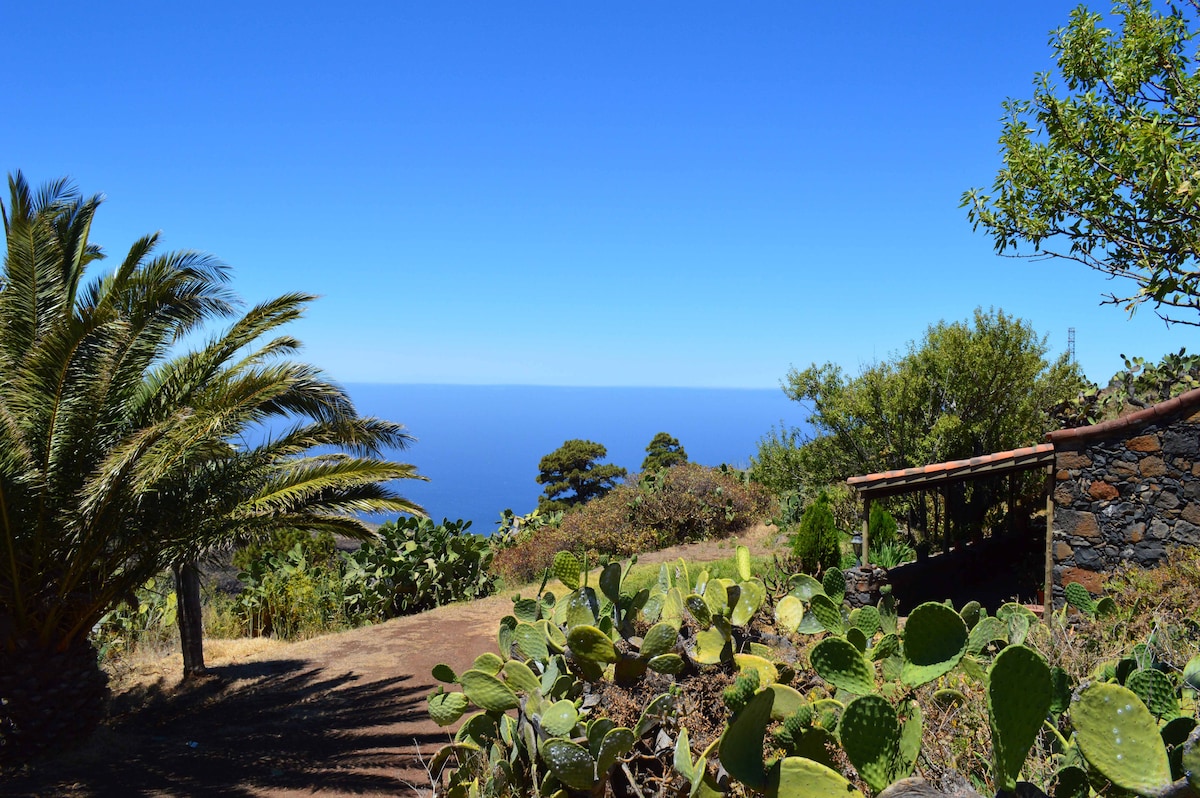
top-left (3, 2), bottom-right (1187, 388)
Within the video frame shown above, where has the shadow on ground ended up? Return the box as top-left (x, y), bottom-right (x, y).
top-left (6, 658), bottom-right (443, 797)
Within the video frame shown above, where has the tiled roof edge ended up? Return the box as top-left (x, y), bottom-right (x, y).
top-left (847, 442), bottom-right (1055, 486)
top-left (1044, 385), bottom-right (1200, 445)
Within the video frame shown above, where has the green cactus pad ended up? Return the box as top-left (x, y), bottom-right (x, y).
top-left (635, 692), bottom-right (675, 738)
top-left (587, 717), bottom-right (616, 757)
top-left (501, 659), bottom-right (542, 695)
top-left (538, 618), bottom-right (567, 654)
top-left (599, 561), bottom-right (622, 604)
top-left (1072, 682), bottom-right (1172, 795)
top-left (1128, 668), bottom-right (1178, 718)
top-left (541, 738), bottom-right (594, 790)
top-left (431, 663), bottom-right (457, 683)
top-left (663, 586), bottom-right (688, 628)
top-left (789, 573), bottom-right (825, 601)
top-left (854, 605), bottom-right (881, 636)
top-left (1050, 666), bottom-right (1073, 715)
top-left (497, 615), bottom-right (517, 658)
top-left (839, 694), bottom-right (900, 792)
top-left (454, 711), bottom-right (500, 746)
top-left (731, 578), bottom-right (767, 627)
top-left (776, 756), bottom-right (865, 798)
top-left (514, 622), bottom-right (549, 661)
top-left (472, 651), bottom-right (504, 675)
top-left (1183, 729), bottom-right (1200, 790)
top-left (811, 636), bottom-right (876, 695)
top-left (692, 626), bottom-right (731, 665)
top-left (932, 688), bottom-right (966, 708)
top-left (718, 687), bottom-right (773, 790)
top-left (686, 593), bottom-right (713, 627)
top-left (641, 622), bottom-right (679, 659)
top-left (1160, 715), bottom-right (1196, 748)
top-left (736, 545), bottom-right (752, 581)
top-left (959, 600), bottom-right (982, 629)
top-left (810, 592), bottom-right (845, 635)
top-left (734, 653), bottom-right (779, 686)
top-left (459, 669), bottom-right (520, 712)
top-left (674, 726), bottom-right (697, 782)
top-left (1054, 765), bottom-right (1089, 798)
top-left (596, 726), bottom-right (635, 777)
top-left (540, 699), bottom-right (580, 737)
top-left (648, 653), bottom-right (685, 674)
top-left (768, 684), bottom-right (806, 720)
top-left (897, 700), bottom-right (922, 776)
top-left (428, 689), bottom-right (470, 727)
top-left (871, 632), bottom-right (900, 661)
top-left (564, 587), bottom-right (598, 630)
top-left (513, 597), bottom-right (540, 623)
top-left (846, 626), bottom-right (869, 653)
top-left (775, 595), bottom-right (807, 632)
top-left (702, 580), bottom-right (729, 618)
top-left (1064, 581), bottom-right (1096, 615)
top-left (901, 602), bottom-right (968, 687)
top-left (796, 609), bottom-right (826, 635)
top-left (567, 624), bottom-right (618, 663)
top-left (988, 644), bottom-right (1053, 792)
top-left (553, 551), bottom-right (582, 591)
top-left (615, 656), bottom-right (648, 685)
top-left (427, 742), bottom-right (481, 782)
top-left (822, 567), bottom-right (846, 601)
top-left (1182, 656), bottom-right (1200, 692)
top-left (1095, 596), bottom-right (1118, 618)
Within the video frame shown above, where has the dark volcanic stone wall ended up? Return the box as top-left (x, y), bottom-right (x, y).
top-left (1052, 405), bottom-right (1200, 600)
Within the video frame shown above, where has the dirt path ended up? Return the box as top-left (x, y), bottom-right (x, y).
top-left (7, 525), bottom-right (783, 797)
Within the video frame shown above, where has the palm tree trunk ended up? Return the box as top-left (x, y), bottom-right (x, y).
top-left (174, 561), bottom-right (207, 679)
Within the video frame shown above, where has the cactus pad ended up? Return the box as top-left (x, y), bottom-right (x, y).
top-left (1128, 668), bottom-right (1178, 718)
top-left (718, 687), bottom-right (773, 790)
top-left (734, 653), bottom-right (779, 686)
top-left (871, 632), bottom-right (900, 661)
top-left (959, 600), bottom-right (982, 629)
top-left (846, 626), bottom-right (869, 652)
top-left (596, 726), bottom-right (635, 777)
top-left (768, 684), bottom-right (806, 720)
top-left (564, 588), bottom-right (598, 629)
top-left (541, 738), bottom-right (595, 790)
top-left (514, 622), bottom-right (549, 661)
top-left (472, 651), bottom-right (504, 675)
top-left (988, 644), bottom-right (1053, 792)
top-left (776, 756), bottom-right (864, 798)
top-left (775, 595), bottom-right (807, 632)
top-left (641, 621), bottom-right (679, 659)
top-left (810, 592), bottom-right (845, 635)
top-left (428, 689), bottom-right (470, 727)
top-left (459, 669), bottom-right (520, 712)
top-left (736, 545), bottom-right (753, 581)
top-left (553, 551), bottom-right (582, 590)
top-left (822, 567), bottom-right (846, 602)
top-left (1183, 729), bottom-right (1200, 790)
top-left (648, 653), bottom-right (685, 674)
top-left (693, 626), bottom-right (731, 665)
top-left (686, 593), bottom-right (712, 627)
top-left (431, 663), bottom-right (457, 683)
top-left (1055, 765), bottom-right (1089, 798)
top-left (1064, 581), bottom-right (1096, 615)
top-left (731, 578), bottom-right (767, 626)
top-left (1072, 682), bottom-right (1172, 795)
top-left (512, 597), bottom-right (540, 623)
top-left (1182, 655), bottom-right (1200, 693)
top-left (855, 604), bottom-right (881, 636)
top-left (839, 694), bottom-right (900, 792)
top-left (501, 659), bottom-right (542, 695)
top-left (540, 699), bottom-right (580, 737)
top-left (789, 573), bottom-right (824, 601)
top-left (811, 636), bottom-right (876, 695)
top-left (1095, 596), bottom-right (1118, 618)
top-left (599, 561), bottom-right (622, 604)
top-left (1050, 666), bottom-right (1073, 715)
top-left (901, 601), bottom-right (968, 687)
top-left (567, 624), bottom-right (618, 663)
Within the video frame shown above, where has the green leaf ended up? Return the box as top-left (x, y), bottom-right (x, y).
top-left (810, 636), bottom-right (875, 695)
top-left (567, 624), bottom-right (618, 663)
top-left (428, 690), bottom-right (469, 727)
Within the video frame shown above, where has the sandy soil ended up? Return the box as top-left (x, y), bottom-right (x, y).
top-left (5, 524), bottom-right (782, 797)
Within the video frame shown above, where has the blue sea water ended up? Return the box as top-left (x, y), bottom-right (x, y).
top-left (343, 384), bottom-right (811, 534)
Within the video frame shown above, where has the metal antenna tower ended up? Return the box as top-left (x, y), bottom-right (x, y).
top-left (1067, 327), bottom-right (1076, 363)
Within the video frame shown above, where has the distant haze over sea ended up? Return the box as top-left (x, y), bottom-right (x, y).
top-left (344, 384), bottom-right (811, 534)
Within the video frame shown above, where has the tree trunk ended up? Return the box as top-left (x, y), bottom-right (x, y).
top-left (174, 561), bottom-right (207, 679)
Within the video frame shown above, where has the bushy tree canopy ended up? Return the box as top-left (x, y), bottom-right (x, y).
top-left (536, 439), bottom-right (627, 512)
top-left (771, 308), bottom-right (1083, 488)
top-left (641, 431), bottom-right (688, 472)
top-left (965, 0), bottom-right (1200, 326)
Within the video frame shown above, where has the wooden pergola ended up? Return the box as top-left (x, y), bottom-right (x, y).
top-left (846, 443), bottom-right (1058, 604)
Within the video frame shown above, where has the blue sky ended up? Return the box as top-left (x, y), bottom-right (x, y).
top-left (3, 2), bottom-right (1188, 388)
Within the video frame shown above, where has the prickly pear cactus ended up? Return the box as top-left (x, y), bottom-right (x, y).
top-left (988, 644), bottom-right (1053, 792)
top-left (810, 592), bottom-right (845, 635)
top-left (822, 567), bottom-right (846, 602)
top-left (776, 756), bottom-right (865, 798)
top-left (719, 686), bottom-right (774, 790)
top-left (811, 636), bottom-right (876, 695)
top-left (901, 601), bottom-right (968, 687)
top-left (1127, 667), bottom-right (1178, 719)
top-left (1072, 682), bottom-right (1172, 796)
top-left (1064, 581), bottom-right (1096, 615)
top-left (839, 694), bottom-right (901, 792)
top-left (553, 550), bottom-right (582, 590)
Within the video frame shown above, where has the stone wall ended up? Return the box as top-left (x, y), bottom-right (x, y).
top-left (1050, 399), bottom-right (1200, 601)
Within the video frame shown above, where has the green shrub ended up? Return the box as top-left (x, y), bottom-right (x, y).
top-left (235, 542), bottom-right (348, 638)
top-left (343, 517), bottom-right (496, 620)
top-left (561, 462), bottom-right (771, 557)
top-left (490, 522), bottom-right (574, 586)
top-left (232, 528), bottom-right (338, 573)
top-left (871, 540), bottom-right (916, 569)
top-left (789, 493), bottom-right (841, 575)
top-left (869, 503), bottom-right (899, 547)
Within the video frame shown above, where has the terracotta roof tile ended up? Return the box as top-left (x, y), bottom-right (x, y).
top-left (1045, 385), bottom-right (1200, 444)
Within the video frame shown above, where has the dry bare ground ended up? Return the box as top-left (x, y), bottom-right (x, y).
top-left (6, 524), bottom-right (783, 797)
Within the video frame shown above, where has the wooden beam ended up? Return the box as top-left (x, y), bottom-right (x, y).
top-left (1044, 464), bottom-right (1055, 612)
top-left (862, 495), bottom-right (871, 567)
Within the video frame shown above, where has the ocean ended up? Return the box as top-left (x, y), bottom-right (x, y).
top-left (344, 384), bottom-right (811, 534)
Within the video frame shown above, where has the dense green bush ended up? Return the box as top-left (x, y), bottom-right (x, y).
top-left (489, 523), bottom-right (575, 586)
top-left (235, 541), bottom-right (348, 638)
top-left (868, 503), bottom-right (898, 547)
top-left (343, 517), bottom-right (496, 620)
top-left (789, 493), bottom-right (841, 575)
top-left (232, 528), bottom-right (338, 574)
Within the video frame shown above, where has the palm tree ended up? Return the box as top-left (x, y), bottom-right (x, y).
top-left (0, 173), bottom-right (424, 763)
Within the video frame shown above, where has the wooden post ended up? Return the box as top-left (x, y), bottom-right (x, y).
top-left (1044, 464), bottom-right (1056, 612)
top-left (861, 495), bottom-right (871, 567)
